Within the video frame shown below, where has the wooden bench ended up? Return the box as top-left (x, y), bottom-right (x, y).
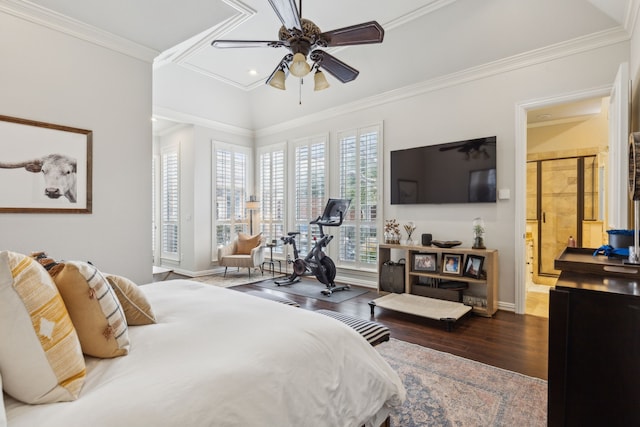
top-left (369, 293), bottom-right (472, 331)
top-left (315, 309), bottom-right (390, 346)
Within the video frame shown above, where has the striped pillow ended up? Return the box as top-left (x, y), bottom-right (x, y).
top-left (51, 261), bottom-right (129, 358)
top-left (0, 251), bottom-right (86, 404)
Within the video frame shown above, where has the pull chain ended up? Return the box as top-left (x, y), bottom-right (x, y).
top-left (299, 77), bottom-right (303, 105)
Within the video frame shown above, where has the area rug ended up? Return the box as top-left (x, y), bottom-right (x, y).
top-left (189, 268), bottom-right (286, 288)
top-left (377, 338), bottom-right (547, 427)
top-left (252, 277), bottom-right (369, 303)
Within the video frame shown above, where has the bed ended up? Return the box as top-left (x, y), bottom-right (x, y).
top-left (3, 279), bottom-right (406, 427)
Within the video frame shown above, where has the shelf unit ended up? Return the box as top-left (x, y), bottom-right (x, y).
top-left (378, 243), bottom-right (499, 317)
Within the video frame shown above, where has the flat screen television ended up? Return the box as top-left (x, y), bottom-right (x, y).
top-left (391, 136), bottom-right (497, 204)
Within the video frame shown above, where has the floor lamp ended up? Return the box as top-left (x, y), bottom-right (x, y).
top-left (246, 196), bottom-right (260, 235)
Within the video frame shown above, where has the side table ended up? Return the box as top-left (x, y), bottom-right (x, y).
top-left (262, 243), bottom-right (282, 276)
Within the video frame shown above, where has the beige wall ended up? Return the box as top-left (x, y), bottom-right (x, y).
top-left (527, 98), bottom-right (609, 156)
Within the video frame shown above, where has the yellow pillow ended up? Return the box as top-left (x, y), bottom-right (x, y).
top-left (236, 232), bottom-right (262, 255)
top-left (105, 274), bottom-right (156, 326)
top-left (0, 251), bottom-right (85, 404)
top-left (51, 261), bottom-right (130, 358)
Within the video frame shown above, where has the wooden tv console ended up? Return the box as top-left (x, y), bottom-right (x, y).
top-left (371, 243), bottom-right (498, 329)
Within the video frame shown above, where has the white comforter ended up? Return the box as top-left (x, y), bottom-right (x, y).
top-left (4, 280), bottom-right (405, 427)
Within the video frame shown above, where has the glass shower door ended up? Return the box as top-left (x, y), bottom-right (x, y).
top-left (539, 158), bottom-right (578, 276)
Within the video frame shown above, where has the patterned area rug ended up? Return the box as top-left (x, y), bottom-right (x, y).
top-left (189, 268), bottom-right (286, 288)
top-left (377, 339), bottom-right (547, 427)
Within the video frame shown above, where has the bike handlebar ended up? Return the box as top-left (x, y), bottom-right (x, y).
top-left (309, 209), bottom-right (344, 227)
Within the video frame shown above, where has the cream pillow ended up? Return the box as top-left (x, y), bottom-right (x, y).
top-left (51, 261), bottom-right (129, 358)
top-left (105, 274), bottom-right (156, 325)
top-left (0, 251), bottom-right (85, 404)
top-left (236, 232), bottom-right (262, 255)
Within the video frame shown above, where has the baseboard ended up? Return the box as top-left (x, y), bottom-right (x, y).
top-left (498, 301), bottom-right (515, 312)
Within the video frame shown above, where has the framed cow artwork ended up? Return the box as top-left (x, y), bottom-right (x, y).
top-left (0, 115), bottom-right (92, 213)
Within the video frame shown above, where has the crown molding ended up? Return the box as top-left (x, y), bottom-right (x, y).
top-left (255, 26), bottom-right (630, 137)
top-left (0, 0), bottom-right (158, 62)
top-left (154, 0), bottom-right (255, 71)
top-left (154, 106), bottom-right (254, 138)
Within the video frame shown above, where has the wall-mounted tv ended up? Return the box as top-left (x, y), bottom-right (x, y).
top-left (391, 136), bottom-right (497, 204)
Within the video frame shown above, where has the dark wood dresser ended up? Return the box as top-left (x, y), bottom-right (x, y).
top-left (549, 249), bottom-right (640, 426)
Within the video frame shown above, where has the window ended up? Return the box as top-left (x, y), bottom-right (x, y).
top-left (337, 124), bottom-right (381, 268)
top-left (259, 145), bottom-right (286, 253)
top-left (152, 155), bottom-right (156, 260)
top-left (214, 143), bottom-right (250, 246)
top-left (292, 136), bottom-right (327, 255)
top-left (160, 147), bottom-right (179, 261)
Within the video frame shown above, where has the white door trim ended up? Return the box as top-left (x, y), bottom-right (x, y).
top-left (514, 85), bottom-right (612, 314)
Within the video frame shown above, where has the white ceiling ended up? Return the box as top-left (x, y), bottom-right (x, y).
top-left (17, 0), bottom-right (635, 130)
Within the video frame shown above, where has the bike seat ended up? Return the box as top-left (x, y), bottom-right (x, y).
top-left (287, 231), bottom-right (300, 236)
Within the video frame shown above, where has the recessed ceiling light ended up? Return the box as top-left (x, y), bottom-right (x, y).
top-left (248, 69), bottom-right (258, 76)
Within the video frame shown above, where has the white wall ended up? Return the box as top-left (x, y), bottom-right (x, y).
top-left (154, 123), bottom-right (253, 275)
top-left (255, 41), bottom-right (630, 308)
top-left (0, 11), bottom-right (152, 283)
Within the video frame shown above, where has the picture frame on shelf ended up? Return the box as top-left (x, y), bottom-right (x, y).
top-left (414, 252), bottom-right (437, 272)
top-left (463, 254), bottom-right (484, 279)
top-left (441, 253), bottom-right (462, 275)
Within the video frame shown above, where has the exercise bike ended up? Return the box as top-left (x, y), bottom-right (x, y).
top-left (275, 198), bottom-right (351, 296)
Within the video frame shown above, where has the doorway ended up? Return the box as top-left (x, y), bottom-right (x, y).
top-left (524, 97), bottom-right (609, 317)
top-left (516, 64), bottom-right (630, 316)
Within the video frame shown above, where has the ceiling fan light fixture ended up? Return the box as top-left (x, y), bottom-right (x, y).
top-left (269, 69), bottom-right (287, 90)
top-left (289, 52), bottom-right (311, 77)
top-left (314, 70), bottom-right (330, 91)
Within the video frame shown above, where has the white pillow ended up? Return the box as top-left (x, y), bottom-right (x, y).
top-left (0, 251), bottom-right (86, 404)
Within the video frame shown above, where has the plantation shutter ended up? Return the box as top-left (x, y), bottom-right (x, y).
top-left (338, 125), bottom-right (381, 267)
top-left (259, 148), bottom-right (286, 251)
top-left (294, 137), bottom-right (326, 255)
top-left (214, 145), bottom-right (249, 246)
top-left (161, 149), bottom-right (179, 260)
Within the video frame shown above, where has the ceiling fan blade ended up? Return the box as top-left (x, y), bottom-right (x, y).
top-left (211, 40), bottom-right (288, 49)
top-left (311, 50), bottom-right (359, 83)
top-left (265, 54), bottom-right (293, 85)
top-left (319, 21), bottom-right (384, 47)
top-left (267, 0), bottom-right (302, 31)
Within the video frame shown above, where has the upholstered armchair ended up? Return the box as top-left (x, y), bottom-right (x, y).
top-left (217, 233), bottom-right (264, 277)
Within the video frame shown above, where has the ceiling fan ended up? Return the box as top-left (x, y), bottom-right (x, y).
top-left (211, 0), bottom-right (384, 91)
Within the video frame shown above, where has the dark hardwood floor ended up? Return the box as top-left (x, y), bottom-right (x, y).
top-left (162, 274), bottom-right (549, 380)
